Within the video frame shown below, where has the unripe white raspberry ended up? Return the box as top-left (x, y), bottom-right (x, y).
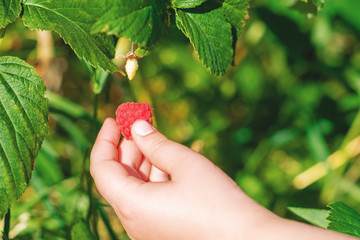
top-left (125, 58), bottom-right (139, 80)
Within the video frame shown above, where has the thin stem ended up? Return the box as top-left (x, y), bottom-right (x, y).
top-left (3, 209), bottom-right (10, 240)
top-left (86, 176), bottom-right (93, 223)
top-left (92, 94), bottom-right (99, 135)
top-left (86, 93), bottom-right (100, 240)
top-left (87, 173), bottom-right (99, 240)
top-left (98, 206), bottom-right (119, 240)
top-left (124, 76), bottom-right (137, 102)
top-left (81, 147), bottom-right (90, 191)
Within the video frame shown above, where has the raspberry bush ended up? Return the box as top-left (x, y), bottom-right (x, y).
top-left (1, 0), bottom-right (360, 239)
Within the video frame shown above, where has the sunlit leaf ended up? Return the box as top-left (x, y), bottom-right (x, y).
top-left (135, 47), bottom-right (151, 57)
top-left (172, 0), bottom-right (207, 9)
top-left (0, 56), bottom-right (48, 219)
top-left (0, 0), bottom-right (21, 28)
top-left (175, 3), bottom-right (233, 75)
top-left (21, 0), bottom-right (118, 72)
top-left (92, 0), bottom-right (167, 47)
top-left (220, 0), bottom-right (250, 36)
top-left (288, 207), bottom-right (329, 228)
top-left (327, 202), bottom-right (360, 237)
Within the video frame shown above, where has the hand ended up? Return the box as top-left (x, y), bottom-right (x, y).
top-left (90, 118), bottom-right (355, 240)
top-left (90, 118), bottom-right (270, 239)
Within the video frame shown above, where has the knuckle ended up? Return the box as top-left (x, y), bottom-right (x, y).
top-left (148, 137), bottom-right (171, 160)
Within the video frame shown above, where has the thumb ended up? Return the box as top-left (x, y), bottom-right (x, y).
top-left (131, 120), bottom-right (197, 177)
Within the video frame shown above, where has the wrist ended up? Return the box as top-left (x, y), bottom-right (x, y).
top-left (246, 211), bottom-right (354, 240)
top-left (217, 195), bottom-right (280, 240)
top-left (242, 203), bottom-right (282, 240)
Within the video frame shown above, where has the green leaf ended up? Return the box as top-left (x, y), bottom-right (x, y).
top-left (21, 0), bottom-right (118, 73)
top-left (327, 202), bottom-right (360, 238)
top-left (220, 0), bottom-right (249, 36)
top-left (0, 0), bottom-right (21, 28)
top-left (46, 91), bottom-right (92, 122)
top-left (135, 46), bottom-right (151, 57)
top-left (306, 122), bottom-right (331, 163)
top-left (71, 220), bottom-right (94, 240)
top-left (92, 0), bottom-right (167, 47)
top-left (288, 207), bottom-right (329, 228)
top-left (92, 68), bottom-right (110, 95)
top-left (172, 0), bottom-right (208, 9)
top-left (0, 56), bottom-right (48, 219)
top-left (175, 3), bottom-right (233, 75)
top-left (52, 114), bottom-right (89, 151)
top-left (269, 128), bottom-right (300, 147)
top-left (322, 0), bottom-right (360, 32)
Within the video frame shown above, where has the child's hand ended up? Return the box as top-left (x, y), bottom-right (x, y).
top-left (90, 118), bottom-right (355, 240)
top-left (90, 118), bottom-right (269, 239)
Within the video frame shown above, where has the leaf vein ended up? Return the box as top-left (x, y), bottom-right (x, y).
top-left (0, 103), bottom-right (20, 195)
top-left (0, 72), bottom-right (37, 136)
top-left (23, 1), bottom-right (115, 70)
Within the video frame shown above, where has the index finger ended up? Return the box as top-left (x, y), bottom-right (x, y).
top-left (90, 118), bottom-right (141, 205)
top-left (91, 118), bottom-right (120, 165)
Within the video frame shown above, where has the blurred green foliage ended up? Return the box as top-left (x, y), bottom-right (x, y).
top-left (1, 0), bottom-right (360, 239)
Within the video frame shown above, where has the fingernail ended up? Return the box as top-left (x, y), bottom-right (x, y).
top-left (133, 120), bottom-right (155, 136)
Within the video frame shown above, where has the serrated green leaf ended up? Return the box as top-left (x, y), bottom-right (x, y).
top-left (134, 47), bottom-right (151, 57)
top-left (21, 0), bottom-right (118, 73)
top-left (0, 0), bottom-right (21, 28)
top-left (71, 220), bottom-right (94, 240)
top-left (92, 0), bottom-right (166, 47)
top-left (0, 56), bottom-right (48, 219)
top-left (327, 202), bottom-right (360, 238)
top-left (175, 3), bottom-right (233, 75)
top-left (288, 207), bottom-right (329, 228)
top-left (220, 0), bottom-right (249, 36)
top-left (172, 0), bottom-right (208, 9)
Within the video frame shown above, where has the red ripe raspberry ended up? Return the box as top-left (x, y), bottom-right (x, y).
top-left (115, 102), bottom-right (153, 140)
